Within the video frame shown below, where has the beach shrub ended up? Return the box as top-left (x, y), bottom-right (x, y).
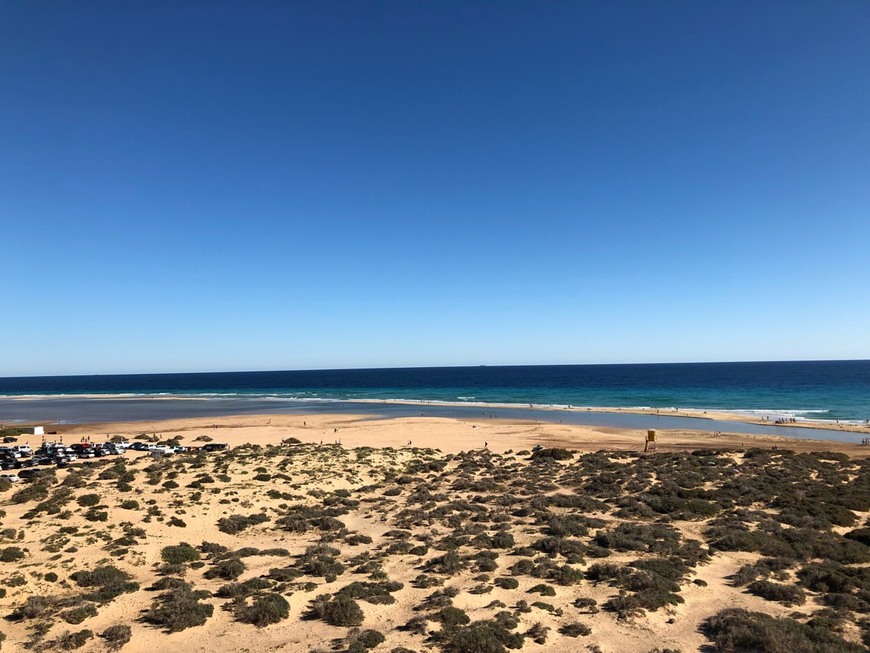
top-left (10, 484), bottom-right (49, 504)
top-left (605, 591), bottom-right (646, 621)
top-left (439, 619), bottom-right (524, 653)
top-left (0, 547), bottom-right (25, 563)
top-left (526, 622), bottom-right (550, 644)
top-left (336, 580), bottom-right (403, 605)
top-left (9, 595), bottom-right (52, 620)
top-left (204, 557), bottom-right (245, 581)
top-left (747, 580), bottom-right (806, 606)
top-left (143, 581), bottom-right (213, 632)
top-left (217, 513), bottom-right (270, 535)
top-left (61, 603), bottom-right (98, 625)
top-left (527, 583), bottom-right (556, 596)
top-left (705, 608), bottom-right (865, 653)
top-left (76, 494), bottom-right (101, 507)
top-left (69, 565), bottom-right (139, 603)
top-left (160, 542), bottom-right (200, 565)
top-left (305, 594), bottom-right (365, 627)
top-left (345, 629), bottom-right (386, 653)
top-left (55, 629), bottom-right (93, 650)
top-left (573, 597), bottom-right (599, 613)
top-left (495, 577), bottom-right (519, 590)
top-left (84, 508), bottom-right (109, 522)
top-left (235, 592), bottom-right (290, 627)
top-left (99, 625), bottom-right (131, 650)
top-left (530, 448), bottom-right (573, 461)
top-left (844, 528), bottom-right (870, 547)
top-left (437, 606), bottom-right (470, 627)
top-left (559, 622), bottom-right (592, 637)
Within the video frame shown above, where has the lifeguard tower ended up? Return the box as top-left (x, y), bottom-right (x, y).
top-left (643, 429), bottom-right (657, 453)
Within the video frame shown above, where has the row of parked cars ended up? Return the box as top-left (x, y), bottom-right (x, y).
top-left (0, 440), bottom-right (230, 483)
top-left (0, 441), bottom-right (125, 472)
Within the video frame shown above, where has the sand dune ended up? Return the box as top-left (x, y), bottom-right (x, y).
top-left (1, 414), bottom-right (868, 652)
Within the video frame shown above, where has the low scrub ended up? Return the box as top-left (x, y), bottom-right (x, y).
top-left (234, 592), bottom-right (290, 627)
top-left (143, 581), bottom-right (213, 632)
top-left (706, 608), bottom-right (865, 653)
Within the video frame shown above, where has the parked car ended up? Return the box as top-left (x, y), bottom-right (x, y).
top-left (202, 443), bottom-right (229, 452)
top-left (0, 472), bottom-right (20, 483)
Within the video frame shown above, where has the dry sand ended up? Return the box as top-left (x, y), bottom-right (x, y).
top-left (1, 414), bottom-right (868, 653)
top-left (45, 412), bottom-right (870, 458)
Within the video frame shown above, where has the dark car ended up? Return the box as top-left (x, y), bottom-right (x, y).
top-left (202, 443), bottom-right (229, 452)
top-left (130, 442), bottom-right (150, 451)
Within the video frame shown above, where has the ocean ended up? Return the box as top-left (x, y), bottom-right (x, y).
top-left (1, 361), bottom-right (869, 442)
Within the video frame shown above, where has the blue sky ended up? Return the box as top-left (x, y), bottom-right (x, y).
top-left (2, 1), bottom-right (869, 376)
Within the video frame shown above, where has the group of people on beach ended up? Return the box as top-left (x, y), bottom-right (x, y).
top-left (762, 416), bottom-right (797, 424)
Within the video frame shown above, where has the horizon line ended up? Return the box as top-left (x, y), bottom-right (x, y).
top-left (2, 357), bottom-right (869, 380)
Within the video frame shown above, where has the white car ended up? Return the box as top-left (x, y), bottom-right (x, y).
top-left (0, 473), bottom-right (21, 483)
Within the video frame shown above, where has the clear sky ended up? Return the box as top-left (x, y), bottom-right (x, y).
top-left (2, 2), bottom-right (869, 376)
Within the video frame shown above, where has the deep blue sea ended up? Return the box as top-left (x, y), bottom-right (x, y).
top-left (1, 361), bottom-right (869, 442)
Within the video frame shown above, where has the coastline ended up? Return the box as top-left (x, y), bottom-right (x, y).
top-left (33, 412), bottom-right (870, 458)
top-left (4, 392), bottom-right (869, 433)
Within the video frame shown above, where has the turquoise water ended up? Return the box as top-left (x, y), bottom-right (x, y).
top-left (2, 360), bottom-right (869, 421)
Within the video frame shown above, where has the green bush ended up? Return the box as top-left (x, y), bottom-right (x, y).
top-left (440, 619), bottom-right (525, 653)
top-left (0, 547), bottom-right (25, 563)
top-left (9, 595), bottom-right (52, 620)
top-left (55, 629), bottom-right (93, 650)
top-left (530, 448), bottom-right (574, 461)
top-left (494, 577), bottom-right (519, 590)
top-left (706, 608), bottom-right (865, 653)
top-left (347, 629), bottom-right (386, 653)
top-left (160, 542), bottom-right (200, 565)
top-left (747, 580), bottom-right (806, 606)
top-left (559, 622), bottom-right (591, 637)
top-left (437, 606), bottom-right (470, 627)
top-left (336, 580), bottom-right (403, 605)
top-left (204, 557), bottom-right (245, 581)
top-left (235, 592), bottom-right (290, 627)
top-left (69, 566), bottom-right (139, 603)
top-left (527, 583), bottom-right (556, 596)
top-left (61, 603), bottom-right (98, 624)
top-left (305, 594), bottom-right (364, 626)
top-left (100, 624), bottom-right (132, 650)
top-left (76, 494), bottom-right (101, 507)
top-left (143, 581), bottom-right (214, 632)
top-left (217, 513), bottom-right (270, 535)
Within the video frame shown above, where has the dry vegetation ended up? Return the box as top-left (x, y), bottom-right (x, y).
top-left (1, 441), bottom-right (869, 652)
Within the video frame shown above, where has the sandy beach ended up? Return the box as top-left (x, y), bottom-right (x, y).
top-left (42, 412), bottom-right (870, 459)
top-left (1, 414), bottom-right (868, 653)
